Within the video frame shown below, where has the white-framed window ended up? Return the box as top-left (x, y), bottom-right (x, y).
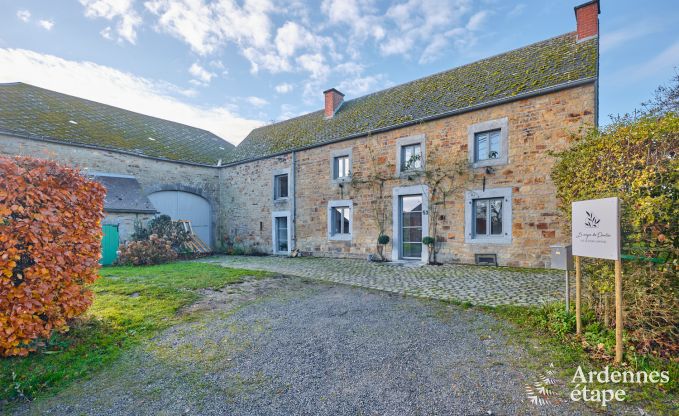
top-left (333, 155), bottom-right (350, 179)
top-left (330, 147), bottom-right (352, 183)
top-left (401, 144), bottom-right (422, 171)
top-left (327, 200), bottom-right (352, 241)
top-left (474, 130), bottom-right (501, 162)
top-left (273, 173), bottom-right (289, 200)
top-left (396, 134), bottom-right (425, 175)
top-left (472, 197), bottom-right (503, 237)
top-left (464, 187), bottom-right (512, 244)
top-left (468, 118), bottom-right (509, 168)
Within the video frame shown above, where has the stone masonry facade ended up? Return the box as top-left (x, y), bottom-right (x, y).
top-left (1, 83), bottom-right (595, 267)
top-left (218, 83), bottom-right (596, 268)
top-left (0, 135), bottom-right (222, 244)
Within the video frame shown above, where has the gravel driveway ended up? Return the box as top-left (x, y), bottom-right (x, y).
top-left (15, 276), bottom-right (628, 416)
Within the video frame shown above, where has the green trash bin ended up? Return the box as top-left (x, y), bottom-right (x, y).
top-left (101, 224), bottom-right (119, 266)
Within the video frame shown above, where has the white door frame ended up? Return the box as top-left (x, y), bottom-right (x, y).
top-left (392, 185), bottom-right (429, 263)
top-left (271, 210), bottom-right (291, 255)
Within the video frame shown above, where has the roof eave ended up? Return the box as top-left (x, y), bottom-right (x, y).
top-left (0, 129), bottom-right (223, 168)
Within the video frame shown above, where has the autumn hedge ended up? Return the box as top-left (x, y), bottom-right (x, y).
top-left (0, 156), bottom-right (105, 356)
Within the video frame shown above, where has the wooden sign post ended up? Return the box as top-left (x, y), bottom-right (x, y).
top-left (575, 255), bottom-right (582, 335)
top-left (572, 197), bottom-right (622, 363)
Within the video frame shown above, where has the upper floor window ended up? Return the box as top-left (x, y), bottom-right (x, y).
top-left (474, 130), bottom-right (501, 162)
top-left (468, 118), bottom-right (508, 168)
top-left (396, 135), bottom-right (425, 175)
top-left (401, 143), bottom-right (422, 171)
top-left (274, 174), bottom-right (288, 200)
top-left (333, 155), bottom-right (350, 179)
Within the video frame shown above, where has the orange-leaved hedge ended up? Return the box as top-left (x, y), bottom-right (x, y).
top-left (0, 156), bottom-right (105, 356)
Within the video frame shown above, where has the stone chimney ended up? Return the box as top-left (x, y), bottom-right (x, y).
top-left (574, 0), bottom-right (600, 42)
top-left (323, 88), bottom-right (344, 118)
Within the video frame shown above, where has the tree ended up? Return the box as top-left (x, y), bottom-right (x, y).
top-left (551, 110), bottom-right (678, 357)
top-left (642, 68), bottom-right (679, 116)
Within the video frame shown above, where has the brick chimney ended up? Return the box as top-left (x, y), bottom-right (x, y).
top-left (574, 0), bottom-right (600, 42)
top-left (323, 88), bottom-right (344, 118)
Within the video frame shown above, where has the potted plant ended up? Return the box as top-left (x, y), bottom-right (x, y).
top-left (377, 234), bottom-right (390, 261)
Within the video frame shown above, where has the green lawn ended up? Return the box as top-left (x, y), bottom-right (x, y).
top-left (0, 262), bottom-right (270, 403)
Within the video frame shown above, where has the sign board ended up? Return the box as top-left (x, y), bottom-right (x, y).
top-left (572, 197), bottom-right (620, 260)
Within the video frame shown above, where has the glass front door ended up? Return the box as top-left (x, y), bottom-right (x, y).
top-left (275, 216), bottom-right (288, 253)
top-left (400, 195), bottom-right (423, 259)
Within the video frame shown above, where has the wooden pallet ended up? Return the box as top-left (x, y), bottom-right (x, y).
top-left (177, 220), bottom-right (211, 254)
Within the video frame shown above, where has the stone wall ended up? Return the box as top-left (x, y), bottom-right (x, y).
top-left (220, 83), bottom-right (596, 267)
top-left (0, 136), bottom-right (221, 246)
top-left (218, 154), bottom-right (292, 252)
top-left (103, 212), bottom-right (155, 243)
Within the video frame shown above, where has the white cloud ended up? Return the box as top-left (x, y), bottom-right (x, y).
top-left (17, 10), bottom-right (31, 22)
top-left (189, 62), bottom-right (216, 84)
top-left (38, 20), bottom-right (54, 31)
top-left (246, 96), bottom-right (269, 107)
top-left (508, 3), bottom-right (525, 18)
top-left (275, 82), bottom-right (293, 93)
top-left (466, 11), bottom-right (488, 31)
top-left (80, 0), bottom-right (142, 44)
top-left (612, 40), bottom-right (679, 82)
top-left (321, 0), bottom-right (385, 41)
top-left (0, 48), bottom-right (263, 144)
top-left (600, 21), bottom-right (663, 53)
top-left (144, 0), bottom-right (274, 55)
top-left (338, 74), bottom-right (388, 96)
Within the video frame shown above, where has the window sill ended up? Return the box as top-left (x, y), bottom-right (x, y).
top-left (331, 177), bottom-right (352, 184)
top-left (471, 158), bottom-right (507, 169)
top-left (328, 234), bottom-right (352, 241)
top-left (273, 197), bottom-right (289, 203)
top-left (465, 236), bottom-right (511, 245)
top-left (397, 169), bottom-right (424, 178)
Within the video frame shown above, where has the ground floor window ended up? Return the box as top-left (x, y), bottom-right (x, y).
top-left (464, 187), bottom-right (512, 245)
top-left (327, 200), bottom-right (352, 240)
top-left (473, 198), bottom-right (503, 237)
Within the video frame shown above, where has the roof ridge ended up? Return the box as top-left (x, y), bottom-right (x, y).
top-left (247, 31), bottom-right (582, 136)
top-left (0, 82), bottom-right (234, 147)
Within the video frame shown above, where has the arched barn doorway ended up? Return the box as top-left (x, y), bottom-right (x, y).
top-left (148, 191), bottom-right (212, 247)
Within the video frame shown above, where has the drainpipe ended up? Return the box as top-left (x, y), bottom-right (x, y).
top-left (291, 151), bottom-right (297, 251)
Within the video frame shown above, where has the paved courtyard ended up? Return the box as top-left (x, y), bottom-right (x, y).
top-left (203, 255), bottom-right (567, 306)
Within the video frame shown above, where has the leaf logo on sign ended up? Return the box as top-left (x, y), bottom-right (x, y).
top-left (584, 211), bottom-right (600, 228)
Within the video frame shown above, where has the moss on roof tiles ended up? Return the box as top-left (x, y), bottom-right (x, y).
top-left (0, 83), bottom-right (234, 165)
top-left (228, 33), bottom-right (597, 163)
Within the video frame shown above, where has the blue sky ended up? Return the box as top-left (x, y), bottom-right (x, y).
top-left (0, 0), bottom-right (677, 145)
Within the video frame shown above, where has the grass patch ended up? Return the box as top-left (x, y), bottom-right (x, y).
top-left (0, 262), bottom-right (270, 404)
top-left (488, 303), bottom-right (678, 414)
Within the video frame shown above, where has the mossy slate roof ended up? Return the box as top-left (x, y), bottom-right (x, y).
top-left (229, 33), bottom-right (597, 163)
top-left (0, 83), bottom-right (234, 165)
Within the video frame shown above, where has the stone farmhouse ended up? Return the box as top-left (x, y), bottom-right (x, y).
top-left (0, 1), bottom-right (600, 268)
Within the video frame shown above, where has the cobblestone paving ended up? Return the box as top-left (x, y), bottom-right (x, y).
top-left (202, 256), bottom-right (567, 306)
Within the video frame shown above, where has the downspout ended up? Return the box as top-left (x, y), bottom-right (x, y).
top-left (291, 151), bottom-right (297, 251)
